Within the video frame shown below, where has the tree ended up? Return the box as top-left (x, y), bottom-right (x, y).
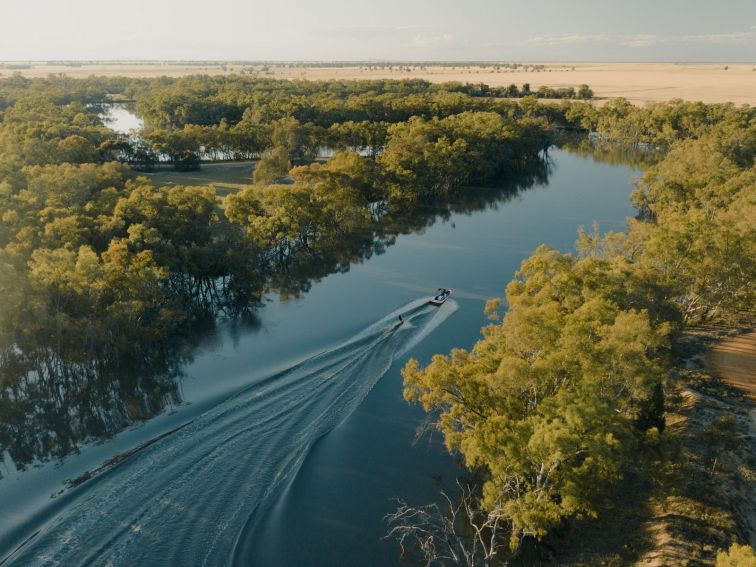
top-left (57, 135), bottom-right (98, 163)
top-left (630, 124), bottom-right (756, 323)
top-left (577, 84), bottom-right (594, 100)
top-left (270, 117), bottom-right (319, 162)
top-left (291, 151), bottom-right (385, 208)
top-left (402, 246), bottom-right (672, 551)
top-left (386, 482), bottom-right (504, 567)
top-left (716, 543), bottom-right (756, 567)
top-left (252, 146), bottom-right (291, 185)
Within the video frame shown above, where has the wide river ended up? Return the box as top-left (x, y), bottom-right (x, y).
top-left (0, 139), bottom-right (639, 565)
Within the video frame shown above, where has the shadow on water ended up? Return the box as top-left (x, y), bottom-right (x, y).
top-left (557, 135), bottom-right (663, 169)
top-left (0, 156), bottom-right (550, 475)
top-left (1, 299), bottom-right (456, 566)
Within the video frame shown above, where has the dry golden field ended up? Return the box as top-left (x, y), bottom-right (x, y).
top-left (2, 61), bottom-right (755, 105)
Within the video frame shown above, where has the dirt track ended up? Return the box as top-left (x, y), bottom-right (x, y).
top-left (707, 331), bottom-right (756, 399)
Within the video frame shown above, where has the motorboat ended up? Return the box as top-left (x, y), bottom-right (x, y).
top-left (429, 288), bottom-right (452, 306)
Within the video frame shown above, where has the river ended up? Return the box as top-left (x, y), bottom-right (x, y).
top-left (102, 103), bottom-right (144, 134)
top-left (0, 112), bottom-right (640, 566)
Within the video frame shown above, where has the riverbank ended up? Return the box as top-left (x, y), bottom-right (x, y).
top-left (634, 325), bottom-right (756, 564)
top-left (553, 326), bottom-right (756, 565)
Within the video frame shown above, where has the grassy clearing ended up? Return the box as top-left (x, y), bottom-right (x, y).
top-left (141, 161), bottom-right (254, 198)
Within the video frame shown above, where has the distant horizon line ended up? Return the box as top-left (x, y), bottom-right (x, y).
top-left (1, 59), bottom-right (754, 65)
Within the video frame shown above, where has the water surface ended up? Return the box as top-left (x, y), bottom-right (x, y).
top-left (243, 148), bottom-right (639, 566)
top-left (102, 104), bottom-right (144, 134)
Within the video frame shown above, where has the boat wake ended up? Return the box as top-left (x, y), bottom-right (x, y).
top-left (1, 298), bottom-right (456, 566)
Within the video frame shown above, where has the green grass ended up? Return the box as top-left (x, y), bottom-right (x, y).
top-left (141, 161), bottom-right (254, 197)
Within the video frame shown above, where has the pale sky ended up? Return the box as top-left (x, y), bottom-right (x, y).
top-left (1, 0), bottom-right (755, 62)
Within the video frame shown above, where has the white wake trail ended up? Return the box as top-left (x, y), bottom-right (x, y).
top-left (2, 299), bottom-right (457, 567)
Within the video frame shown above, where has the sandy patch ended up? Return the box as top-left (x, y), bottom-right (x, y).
top-left (707, 331), bottom-right (756, 400)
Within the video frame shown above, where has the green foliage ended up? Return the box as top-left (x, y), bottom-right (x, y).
top-left (0, 95), bottom-right (119, 165)
top-left (122, 75), bottom-right (583, 164)
top-left (379, 112), bottom-right (549, 203)
top-left (577, 84), bottom-right (594, 100)
top-left (567, 97), bottom-right (755, 147)
top-left (270, 117), bottom-right (321, 162)
top-left (291, 150), bottom-right (385, 206)
top-left (630, 122), bottom-right (756, 323)
top-left (227, 150), bottom-right (384, 255)
top-left (327, 120), bottom-right (388, 156)
top-left (0, 75), bottom-right (596, 171)
top-left (403, 246), bottom-right (673, 549)
top-left (0, 78), bottom-right (556, 353)
top-left (716, 543), bottom-right (756, 567)
top-left (252, 146), bottom-right (291, 185)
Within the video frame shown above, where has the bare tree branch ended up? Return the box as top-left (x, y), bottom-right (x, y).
top-left (385, 481), bottom-right (506, 567)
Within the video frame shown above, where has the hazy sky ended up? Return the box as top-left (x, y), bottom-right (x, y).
top-left (2, 0), bottom-right (755, 61)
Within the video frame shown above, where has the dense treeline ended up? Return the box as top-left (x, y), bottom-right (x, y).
top-left (128, 76), bottom-right (571, 167)
top-left (566, 97), bottom-right (754, 147)
top-left (125, 78), bottom-right (748, 168)
top-left (486, 82), bottom-right (593, 100)
top-left (5, 74), bottom-right (751, 168)
top-left (226, 110), bottom-right (551, 263)
top-left (14, 75), bottom-right (733, 172)
top-left (112, 75), bottom-right (595, 167)
top-left (0, 74), bottom-right (134, 110)
top-left (0, 97), bottom-right (130, 168)
top-left (398, 104), bottom-right (755, 561)
top-left (130, 75), bottom-right (591, 130)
